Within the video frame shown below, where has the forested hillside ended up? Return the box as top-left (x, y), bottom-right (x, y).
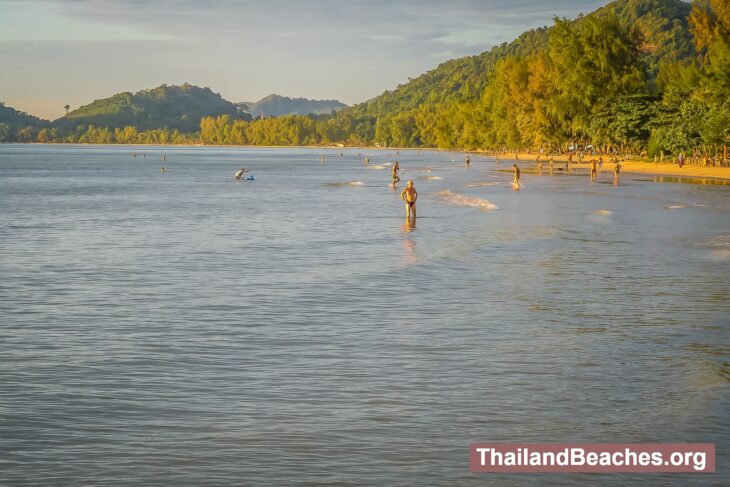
top-left (0, 102), bottom-right (49, 142)
top-left (195, 0), bottom-right (723, 157)
top-left (55, 84), bottom-right (248, 133)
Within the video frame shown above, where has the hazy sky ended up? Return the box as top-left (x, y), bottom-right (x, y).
top-left (0, 0), bottom-right (606, 119)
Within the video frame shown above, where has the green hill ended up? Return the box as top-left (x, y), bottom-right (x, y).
top-left (0, 102), bottom-right (49, 142)
top-left (345, 0), bottom-right (695, 123)
top-left (349, 27), bottom-right (551, 121)
top-left (241, 94), bottom-right (347, 117)
top-left (56, 84), bottom-right (248, 132)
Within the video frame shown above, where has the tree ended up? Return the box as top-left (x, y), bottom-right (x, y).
top-left (545, 14), bottom-right (646, 142)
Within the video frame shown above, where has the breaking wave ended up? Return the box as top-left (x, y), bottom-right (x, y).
top-left (435, 190), bottom-right (498, 210)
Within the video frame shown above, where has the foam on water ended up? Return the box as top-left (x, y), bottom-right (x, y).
top-left (435, 190), bottom-right (498, 210)
top-left (426, 176), bottom-right (443, 181)
top-left (593, 210), bottom-right (612, 215)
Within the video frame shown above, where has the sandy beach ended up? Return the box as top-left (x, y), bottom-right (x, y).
top-left (489, 152), bottom-right (730, 180)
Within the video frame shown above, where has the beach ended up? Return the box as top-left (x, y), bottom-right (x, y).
top-left (489, 151), bottom-right (730, 180)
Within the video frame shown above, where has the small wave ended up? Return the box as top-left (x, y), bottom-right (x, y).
top-left (347, 181), bottom-right (364, 186)
top-left (426, 176), bottom-right (443, 181)
top-left (706, 235), bottom-right (730, 247)
top-left (367, 165), bottom-right (385, 170)
top-left (593, 210), bottom-right (612, 215)
top-left (435, 190), bottom-right (498, 210)
top-left (666, 205), bottom-right (685, 209)
top-left (467, 182), bottom-right (503, 188)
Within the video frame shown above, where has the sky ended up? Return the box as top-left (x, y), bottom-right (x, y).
top-left (0, 0), bottom-right (607, 120)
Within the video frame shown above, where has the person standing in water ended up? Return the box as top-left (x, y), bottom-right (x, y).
top-left (234, 168), bottom-right (246, 180)
top-left (391, 161), bottom-right (401, 186)
top-left (590, 159), bottom-right (598, 181)
top-left (466, 155), bottom-right (471, 166)
top-left (400, 180), bottom-right (417, 219)
top-left (512, 163), bottom-right (521, 189)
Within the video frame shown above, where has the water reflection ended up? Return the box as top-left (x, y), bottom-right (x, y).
top-left (652, 175), bottom-right (730, 186)
top-left (401, 219), bottom-right (417, 264)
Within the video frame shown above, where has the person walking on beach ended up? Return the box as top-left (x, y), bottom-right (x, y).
top-left (512, 163), bottom-right (521, 190)
top-left (391, 161), bottom-right (401, 186)
top-left (400, 180), bottom-right (417, 219)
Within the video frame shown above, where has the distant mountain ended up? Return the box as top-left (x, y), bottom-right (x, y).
top-left (241, 94), bottom-right (348, 117)
top-left (0, 102), bottom-right (49, 141)
top-left (56, 84), bottom-right (250, 132)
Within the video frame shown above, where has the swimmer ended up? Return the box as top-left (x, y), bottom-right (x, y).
top-left (234, 168), bottom-right (246, 180)
top-left (512, 163), bottom-right (521, 189)
top-left (392, 161), bottom-right (401, 185)
top-left (400, 180), bottom-right (417, 219)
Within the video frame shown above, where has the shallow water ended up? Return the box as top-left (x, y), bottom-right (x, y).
top-left (1, 145), bottom-right (728, 486)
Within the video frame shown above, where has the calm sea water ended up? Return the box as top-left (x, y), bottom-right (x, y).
top-left (1, 144), bottom-right (728, 486)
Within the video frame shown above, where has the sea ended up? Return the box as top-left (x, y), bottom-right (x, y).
top-left (1, 144), bottom-right (728, 485)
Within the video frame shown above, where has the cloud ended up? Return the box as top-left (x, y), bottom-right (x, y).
top-left (10, 0), bottom-right (606, 44)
